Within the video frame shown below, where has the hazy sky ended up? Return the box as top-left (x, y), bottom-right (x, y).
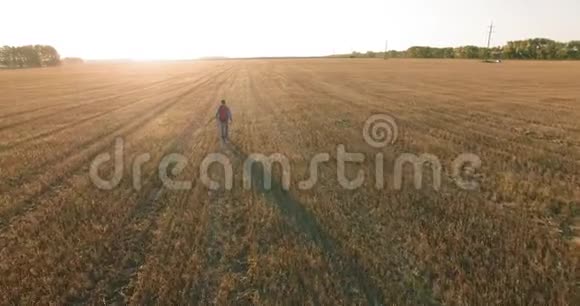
top-left (2, 0), bottom-right (579, 59)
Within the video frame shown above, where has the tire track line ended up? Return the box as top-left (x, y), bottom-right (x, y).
top-left (87, 71), bottom-right (233, 304)
top-left (309, 71), bottom-right (579, 166)
top-left (250, 66), bottom-right (437, 304)
top-left (0, 77), bottom-right (194, 152)
top-left (243, 69), bottom-right (387, 305)
top-left (0, 75), bottom-right (189, 131)
top-left (1, 66), bottom-right (230, 186)
top-left (0, 73), bottom-right (195, 120)
top-left (292, 69), bottom-right (580, 178)
top-left (0, 66), bottom-right (233, 232)
top-left (188, 72), bottom-right (245, 303)
top-left (0, 80), bottom-right (137, 120)
top-left (117, 68), bottom-right (237, 303)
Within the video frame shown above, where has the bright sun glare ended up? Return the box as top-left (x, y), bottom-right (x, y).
top-left (2, 0), bottom-right (580, 59)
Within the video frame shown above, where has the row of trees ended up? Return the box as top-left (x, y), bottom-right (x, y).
top-left (503, 39), bottom-right (580, 60)
top-left (346, 39), bottom-right (580, 60)
top-left (0, 45), bottom-right (61, 68)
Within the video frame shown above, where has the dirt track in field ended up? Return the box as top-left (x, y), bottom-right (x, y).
top-left (0, 59), bottom-right (578, 304)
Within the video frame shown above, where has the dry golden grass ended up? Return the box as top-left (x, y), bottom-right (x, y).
top-left (0, 59), bottom-right (578, 305)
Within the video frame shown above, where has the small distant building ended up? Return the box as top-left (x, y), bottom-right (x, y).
top-left (62, 57), bottom-right (84, 65)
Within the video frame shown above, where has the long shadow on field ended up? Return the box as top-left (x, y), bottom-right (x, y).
top-left (226, 142), bottom-right (385, 305)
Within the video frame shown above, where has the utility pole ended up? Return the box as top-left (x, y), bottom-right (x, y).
top-left (384, 40), bottom-right (388, 60)
top-left (486, 22), bottom-right (494, 49)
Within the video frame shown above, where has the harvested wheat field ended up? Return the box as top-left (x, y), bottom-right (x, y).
top-left (0, 59), bottom-right (579, 304)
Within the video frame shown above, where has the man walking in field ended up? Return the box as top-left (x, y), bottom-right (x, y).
top-left (216, 99), bottom-right (232, 144)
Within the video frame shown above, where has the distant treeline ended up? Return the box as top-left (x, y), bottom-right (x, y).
top-left (0, 45), bottom-right (61, 68)
top-left (341, 38), bottom-right (580, 60)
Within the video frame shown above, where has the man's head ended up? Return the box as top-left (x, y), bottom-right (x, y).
top-left (221, 99), bottom-right (226, 105)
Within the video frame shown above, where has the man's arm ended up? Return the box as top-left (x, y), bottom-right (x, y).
top-left (227, 108), bottom-right (233, 122)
